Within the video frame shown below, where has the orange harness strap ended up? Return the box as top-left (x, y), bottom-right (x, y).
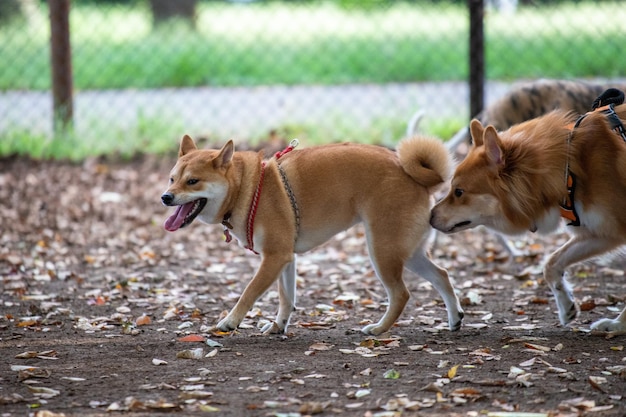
top-left (559, 114), bottom-right (584, 226)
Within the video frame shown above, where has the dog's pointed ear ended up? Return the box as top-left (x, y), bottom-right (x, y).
top-left (213, 140), bottom-right (234, 169)
top-left (469, 119), bottom-right (485, 147)
top-left (483, 126), bottom-right (504, 169)
top-left (179, 135), bottom-right (197, 157)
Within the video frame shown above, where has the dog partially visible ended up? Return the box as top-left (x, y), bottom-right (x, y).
top-left (431, 97), bottom-right (626, 332)
top-left (446, 79), bottom-right (626, 153)
top-left (162, 135), bottom-right (464, 336)
top-left (443, 80), bottom-right (626, 257)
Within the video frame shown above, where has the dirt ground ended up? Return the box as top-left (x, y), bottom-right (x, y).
top-left (1, 153), bottom-right (625, 417)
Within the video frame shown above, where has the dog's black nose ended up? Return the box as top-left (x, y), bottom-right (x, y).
top-left (161, 192), bottom-right (174, 206)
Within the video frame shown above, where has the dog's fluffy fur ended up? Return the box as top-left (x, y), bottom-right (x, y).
top-left (431, 105), bottom-right (626, 332)
top-left (478, 79), bottom-right (626, 132)
top-left (162, 135), bottom-right (464, 335)
top-left (447, 79), bottom-right (626, 152)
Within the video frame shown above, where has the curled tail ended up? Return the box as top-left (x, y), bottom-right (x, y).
top-left (397, 135), bottom-right (452, 189)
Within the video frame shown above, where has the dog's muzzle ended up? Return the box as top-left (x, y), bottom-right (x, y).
top-left (161, 192), bottom-right (175, 206)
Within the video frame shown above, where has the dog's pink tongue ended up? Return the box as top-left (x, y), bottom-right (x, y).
top-left (164, 202), bottom-right (195, 232)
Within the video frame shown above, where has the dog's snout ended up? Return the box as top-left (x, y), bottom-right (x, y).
top-left (161, 192), bottom-right (174, 206)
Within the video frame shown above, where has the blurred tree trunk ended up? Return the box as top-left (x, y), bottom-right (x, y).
top-left (50, 0), bottom-right (73, 131)
top-left (149, 0), bottom-right (197, 29)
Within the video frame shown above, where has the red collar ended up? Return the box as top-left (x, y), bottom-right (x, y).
top-left (221, 162), bottom-right (265, 254)
top-left (244, 162), bottom-right (266, 254)
top-left (221, 140), bottom-right (299, 254)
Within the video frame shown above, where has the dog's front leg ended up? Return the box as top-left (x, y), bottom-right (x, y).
top-left (544, 235), bottom-right (621, 326)
top-left (217, 253), bottom-right (293, 332)
top-left (261, 257), bottom-right (297, 334)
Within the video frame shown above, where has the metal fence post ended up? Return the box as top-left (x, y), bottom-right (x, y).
top-left (49, 0), bottom-right (73, 132)
top-left (468, 0), bottom-right (485, 120)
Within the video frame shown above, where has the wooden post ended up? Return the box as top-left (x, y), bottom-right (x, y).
top-left (49, 0), bottom-right (73, 131)
top-left (468, 0), bottom-right (484, 119)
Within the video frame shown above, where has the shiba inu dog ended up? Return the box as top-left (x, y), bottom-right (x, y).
top-left (162, 135), bottom-right (464, 335)
top-left (431, 92), bottom-right (626, 333)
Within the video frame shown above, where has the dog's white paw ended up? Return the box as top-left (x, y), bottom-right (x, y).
top-left (556, 300), bottom-right (578, 326)
top-left (552, 284), bottom-right (578, 325)
top-left (216, 316), bottom-right (239, 332)
top-left (448, 309), bottom-right (464, 331)
top-left (260, 321), bottom-right (285, 335)
top-left (360, 323), bottom-right (387, 336)
top-left (590, 317), bottom-right (626, 333)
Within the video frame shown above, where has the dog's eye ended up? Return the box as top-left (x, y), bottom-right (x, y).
top-left (169, 177), bottom-right (174, 184)
top-left (453, 188), bottom-right (464, 198)
top-left (187, 178), bottom-right (199, 185)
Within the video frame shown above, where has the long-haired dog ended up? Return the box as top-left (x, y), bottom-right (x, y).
top-left (431, 90), bottom-right (626, 332)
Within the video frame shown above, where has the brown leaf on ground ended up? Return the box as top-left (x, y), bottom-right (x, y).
top-left (1, 157), bottom-right (625, 416)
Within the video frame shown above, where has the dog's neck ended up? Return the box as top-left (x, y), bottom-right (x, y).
top-left (496, 116), bottom-right (574, 232)
top-left (217, 151), bottom-right (266, 246)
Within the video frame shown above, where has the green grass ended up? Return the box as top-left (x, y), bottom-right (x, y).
top-left (0, 114), bottom-right (464, 161)
top-left (0, 2), bottom-right (468, 90)
top-left (0, 1), bottom-right (625, 159)
top-left (485, 6), bottom-right (626, 79)
top-left (2, 1), bottom-right (624, 91)
top-left (0, 115), bottom-right (185, 161)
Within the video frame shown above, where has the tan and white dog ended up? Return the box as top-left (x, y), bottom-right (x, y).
top-left (161, 135), bottom-right (464, 335)
top-left (431, 102), bottom-right (626, 332)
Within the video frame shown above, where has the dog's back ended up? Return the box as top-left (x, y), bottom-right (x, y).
top-left (479, 79), bottom-right (626, 131)
top-left (567, 104), bottom-right (626, 237)
top-left (277, 139), bottom-right (451, 251)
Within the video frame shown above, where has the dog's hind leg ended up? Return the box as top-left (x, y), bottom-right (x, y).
top-left (544, 235), bottom-right (622, 326)
top-left (217, 253), bottom-right (293, 332)
top-left (261, 257), bottom-right (297, 334)
top-left (405, 251), bottom-right (464, 331)
top-left (360, 238), bottom-right (410, 335)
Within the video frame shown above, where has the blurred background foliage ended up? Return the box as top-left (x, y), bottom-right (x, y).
top-left (0, 0), bottom-right (625, 159)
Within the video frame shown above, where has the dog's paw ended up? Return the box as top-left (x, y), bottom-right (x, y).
top-left (260, 321), bottom-right (285, 335)
top-left (590, 317), bottom-right (626, 333)
top-left (550, 276), bottom-right (578, 326)
top-left (360, 323), bottom-right (388, 336)
top-left (557, 301), bottom-right (579, 326)
top-left (449, 310), bottom-right (464, 332)
top-left (216, 316), bottom-right (239, 332)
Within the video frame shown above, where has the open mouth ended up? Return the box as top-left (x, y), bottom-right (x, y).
top-left (163, 198), bottom-right (207, 232)
top-left (450, 220), bottom-right (471, 232)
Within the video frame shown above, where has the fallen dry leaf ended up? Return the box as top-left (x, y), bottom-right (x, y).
top-left (447, 364), bottom-right (460, 379)
top-left (308, 342), bottom-right (334, 351)
top-left (28, 386), bottom-right (61, 399)
top-left (3, 157), bottom-right (626, 416)
top-left (383, 369), bottom-right (400, 379)
top-left (178, 334), bottom-right (205, 342)
top-left (135, 314), bottom-right (151, 326)
top-left (176, 348), bottom-right (204, 359)
top-left (588, 375), bottom-right (608, 393)
top-left (34, 411), bottom-right (67, 417)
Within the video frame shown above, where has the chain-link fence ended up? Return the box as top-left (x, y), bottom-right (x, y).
top-left (1, 0), bottom-right (625, 156)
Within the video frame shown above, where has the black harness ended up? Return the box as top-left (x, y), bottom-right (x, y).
top-left (559, 88), bottom-right (626, 226)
